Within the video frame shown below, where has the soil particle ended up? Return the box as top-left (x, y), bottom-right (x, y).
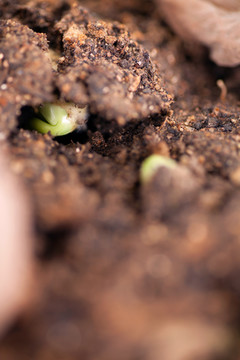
top-left (9, 130), bottom-right (100, 230)
top-left (55, 4), bottom-right (172, 123)
top-left (0, 19), bottom-right (53, 136)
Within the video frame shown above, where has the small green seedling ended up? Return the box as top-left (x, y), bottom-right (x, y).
top-left (28, 102), bottom-right (88, 137)
top-left (140, 154), bottom-right (177, 183)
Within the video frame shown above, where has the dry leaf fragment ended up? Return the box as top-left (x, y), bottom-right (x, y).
top-left (0, 151), bottom-right (33, 336)
top-left (158, 0), bottom-right (240, 66)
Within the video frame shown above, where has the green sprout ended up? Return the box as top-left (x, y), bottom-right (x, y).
top-left (140, 154), bottom-right (177, 183)
top-left (27, 102), bottom-right (88, 137)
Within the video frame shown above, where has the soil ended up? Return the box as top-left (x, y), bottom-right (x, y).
top-left (1, 1), bottom-right (240, 359)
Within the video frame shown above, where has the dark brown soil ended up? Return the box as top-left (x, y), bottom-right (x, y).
top-left (1, 1), bottom-right (240, 359)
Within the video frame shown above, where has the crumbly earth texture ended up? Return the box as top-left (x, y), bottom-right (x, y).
top-left (1, 0), bottom-right (240, 359)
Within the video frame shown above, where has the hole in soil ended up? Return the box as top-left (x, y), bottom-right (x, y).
top-left (14, 3), bottom-right (71, 34)
top-left (17, 105), bottom-right (35, 129)
top-left (37, 227), bottom-right (75, 261)
top-left (55, 129), bottom-right (89, 145)
top-left (17, 105), bottom-right (89, 145)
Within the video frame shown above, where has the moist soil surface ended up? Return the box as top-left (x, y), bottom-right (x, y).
top-left (1, 1), bottom-right (240, 359)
